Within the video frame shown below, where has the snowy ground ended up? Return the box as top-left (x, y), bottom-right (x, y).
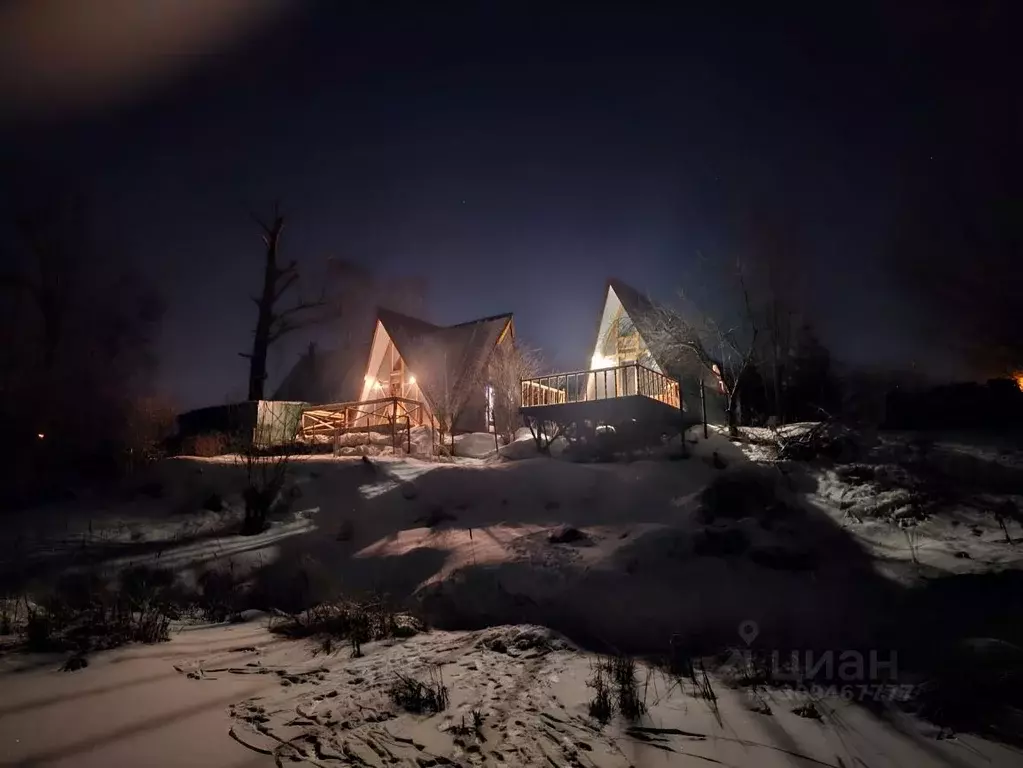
top-left (726, 425), bottom-right (1023, 578)
top-left (3, 617), bottom-right (1022, 767)
top-left (3, 426), bottom-right (1023, 765)
top-left (0, 620), bottom-right (281, 767)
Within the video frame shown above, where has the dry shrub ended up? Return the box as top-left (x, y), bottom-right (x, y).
top-left (271, 595), bottom-right (421, 650)
top-left (588, 659), bottom-right (613, 722)
top-left (240, 449), bottom-right (291, 535)
top-left (195, 565), bottom-right (242, 623)
top-left (18, 565), bottom-right (178, 652)
top-left (389, 667), bottom-right (448, 713)
top-left (610, 654), bottom-right (646, 719)
top-left (587, 654), bottom-right (646, 722)
top-left (120, 394), bottom-right (177, 471)
top-left (182, 432), bottom-right (229, 457)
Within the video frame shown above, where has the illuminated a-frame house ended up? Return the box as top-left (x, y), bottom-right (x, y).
top-left (299, 309), bottom-right (514, 439)
top-left (520, 278), bottom-right (694, 434)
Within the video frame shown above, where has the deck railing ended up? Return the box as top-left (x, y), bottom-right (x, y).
top-left (521, 362), bottom-right (680, 409)
top-left (300, 396), bottom-right (430, 437)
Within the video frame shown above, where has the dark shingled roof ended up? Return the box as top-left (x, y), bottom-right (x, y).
top-left (377, 308), bottom-right (512, 410)
top-left (602, 277), bottom-right (724, 420)
top-left (272, 341), bottom-right (370, 404)
top-left (593, 278), bottom-right (668, 370)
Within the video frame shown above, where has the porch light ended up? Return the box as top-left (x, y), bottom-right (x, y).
top-left (364, 375), bottom-right (375, 384)
top-left (408, 375), bottom-right (416, 385)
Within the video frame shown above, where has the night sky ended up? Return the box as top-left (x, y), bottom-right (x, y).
top-left (0, 2), bottom-right (1015, 409)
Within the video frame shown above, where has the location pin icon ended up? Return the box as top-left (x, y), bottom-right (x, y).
top-left (738, 620), bottom-right (759, 646)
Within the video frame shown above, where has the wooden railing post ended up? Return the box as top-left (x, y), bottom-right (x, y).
top-left (520, 363), bottom-right (681, 412)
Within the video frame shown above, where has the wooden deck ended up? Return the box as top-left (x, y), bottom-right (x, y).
top-left (520, 362), bottom-right (688, 429)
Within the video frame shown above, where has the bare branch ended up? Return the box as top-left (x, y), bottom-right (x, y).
top-left (643, 269), bottom-right (760, 435)
top-left (276, 296), bottom-right (325, 321)
top-left (487, 338), bottom-right (543, 440)
top-left (272, 271), bottom-right (299, 303)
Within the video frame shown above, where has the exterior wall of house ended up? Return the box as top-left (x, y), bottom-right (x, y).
top-left (360, 323), bottom-right (422, 404)
top-left (367, 337), bottom-right (421, 401)
top-left (587, 287), bottom-right (667, 401)
top-left (454, 388), bottom-right (488, 433)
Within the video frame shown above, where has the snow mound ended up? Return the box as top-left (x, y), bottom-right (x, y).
top-left (498, 432), bottom-right (538, 460)
top-left (497, 429), bottom-right (569, 461)
top-left (335, 431), bottom-right (394, 448)
top-left (549, 435), bottom-right (569, 457)
top-left (816, 464), bottom-right (929, 524)
top-left (407, 425), bottom-right (435, 455)
top-left (512, 426), bottom-right (534, 443)
top-left (453, 432), bottom-right (498, 458)
top-left (683, 425), bottom-right (749, 467)
top-left (474, 624), bottom-right (574, 654)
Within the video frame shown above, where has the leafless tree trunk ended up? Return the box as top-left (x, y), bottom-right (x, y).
top-left (1, 211), bottom-right (76, 372)
top-left (0, 200), bottom-right (165, 501)
top-left (758, 289), bottom-right (796, 426)
top-left (242, 204), bottom-right (324, 401)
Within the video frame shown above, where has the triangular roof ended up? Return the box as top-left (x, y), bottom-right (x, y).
top-left (591, 278), bottom-right (668, 371)
top-left (273, 341), bottom-right (370, 403)
top-left (363, 308), bottom-right (513, 410)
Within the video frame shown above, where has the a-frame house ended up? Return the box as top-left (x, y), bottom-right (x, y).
top-left (519, 278), bottom-right (717, 434)
top-left (300, 308), bottom-right (514, 439)
top-left (588, 278), bottom-right (725, 422)
top-left (358, 308), bottom-right (514, 432)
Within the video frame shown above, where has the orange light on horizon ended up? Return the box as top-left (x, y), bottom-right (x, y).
top-left (1014, 372), bottom-right (1023, 393)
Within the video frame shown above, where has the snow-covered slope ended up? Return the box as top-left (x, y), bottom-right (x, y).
top-left (3, 427), bottom-right (1023, 764)
top-left (4, 616), bottom-right (1020, 768)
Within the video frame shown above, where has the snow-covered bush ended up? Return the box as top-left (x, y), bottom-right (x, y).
top-left (698, 467), bottom-right (791, 525)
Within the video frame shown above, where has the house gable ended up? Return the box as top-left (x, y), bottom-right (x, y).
top-left (590, 279), bottom-right (664, 373)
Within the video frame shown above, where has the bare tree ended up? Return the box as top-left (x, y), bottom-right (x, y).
top-left (645, 265), bottom-right (759, 436)
top-left (0, 199), bottom-right (165, 501)
top-left (735, 203), bottom-right (813, 426)
top-left (415, 328), bottom-right (488, 452)
top-left (487, 341), bottom-right (542, 442)
top-left (429, 353), bottom-right (460, 452)
top-left (120, 393), bottom-right (177, 472)
top-left (242, 204), bottom-right (324, 401)
top-left (0, 204), bottom-right (81, 372)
